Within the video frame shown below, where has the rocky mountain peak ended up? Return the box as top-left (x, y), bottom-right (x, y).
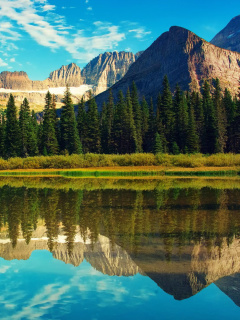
top-left (210, 15), bottom-right (240, 52)
top-left (96, 25), bottom-right (240, 105)
top-left (48, 62), bottom-right (83, 87)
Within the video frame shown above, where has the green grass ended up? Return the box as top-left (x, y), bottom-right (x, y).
top-left (0, 153), bottom-right (240, 171)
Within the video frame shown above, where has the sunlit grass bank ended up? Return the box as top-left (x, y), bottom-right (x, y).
top-left (0, 153), bottom-right (240, 171)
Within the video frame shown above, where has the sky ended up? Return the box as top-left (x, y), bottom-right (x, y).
top-left (0, 0), bottom-right (239, 80)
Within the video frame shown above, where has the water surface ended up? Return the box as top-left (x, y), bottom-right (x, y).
top-left (1, 177), bottom-right (240, 319)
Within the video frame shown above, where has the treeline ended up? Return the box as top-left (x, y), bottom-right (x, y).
top-left (0, 76), bottom-right (240, 158)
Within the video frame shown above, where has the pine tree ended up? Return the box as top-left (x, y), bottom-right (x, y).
top-left (213, 79), bottom-right (227, 153)
top-left (112, 91), bottom-right (127, 154)
top-left (0, 114), bottom-right (5, 158)
top-left (100, 89), bottom-right (114, 153)
top-left (191, 91), bottom-right (204, 151)
top-left (77, 97), bottom-right (87, 152)
top-left (141, 96), bottom-right (149, 152)
top-left (202, 81), bottom-right (218, 154)
top-left (131, 82), bottom-right (142, 152)
top-left (5, 94), bottom-right (20, 158)
top-left (153, 132), bottom-right (163, 154)
top-left (19, 98), bottom-right (38, 157)
top-left (145, 98), bottom-right (156, 152)
top-left (186, 104), bottom-right (199, 153)
top-left (223, 88), bottom-right (236, 152)
top-left (42, 92), bottom-right (59, 155)
top-left (85, 93), bottom-right (101, 153)
top-left (160, 75), bottom-right (174, 149)
top-left (60, 86), bottom-right (82, 154)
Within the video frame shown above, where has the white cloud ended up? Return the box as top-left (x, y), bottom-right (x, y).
top-left (10, 57), bottom-right (15, 62)
top-left (129, 27), bottom-right (151, 39)
top-left (0, 265), bottom-right (10, 273)
top-left (0, 58), bottom-right (8, 66)
top-left (87, 7), bottom-right (92, 11)
top-left (42, 4), bottom-right (55, 12)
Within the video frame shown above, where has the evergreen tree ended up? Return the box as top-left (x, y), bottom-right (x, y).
top-left (223, 88), bottom-right (236, 152)
top-left (5, 94), bottom-right (20, 158)
top-left (141, 96), bottom-right (149, 152)
top-left (191, 91), bottom-right (204, 150)
top-left (186, 104), bottom-right (199, 153)
top-left (42, 92), bottom-right (59, 155)
top-left (85, 93), bottom-right (101, 153)
top-left (19, 98), bottom-right (38, 157)
top-left (174, 87), bottom-right (188, 152)
top-left (0, 114), bottom-right (5, 158)
top-left (112, 91), bottom-right (127, 154)
top-left (213, 79), bottom-right (227, 153)
top-left (131, 82), bottom-right (142, 152)
top-left (125, 88), bottom-right (138, 153)
top-left (60, 86), bottom-right (82, 154)
top-left (202, 81), bottom-right (218, 154)
top-left (100, 89), bottom-right (114, 153)
top-left (145, 98), bottom-right (156, 152)
top-left (153, 132), bottom-right (163, 154)
top-left (77, 97), bottom-right (87, 152)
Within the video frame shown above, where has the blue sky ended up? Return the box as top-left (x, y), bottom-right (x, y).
top-left (0, 0), bottom-right (239, 80)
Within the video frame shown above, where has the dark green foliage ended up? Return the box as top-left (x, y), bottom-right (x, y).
top-left (160, 75), bottom-right (174, 146)
top-left (145, 98), bottom-right (156, 152)
top-left (100, 89), bottom-right (114, 153)
top-left (202, 81), bottom-right (218, 154)
top-left (213, 79), bottom-right (227, 153)
top-left (141, 97), bottom-right (149, 152)
top-left (0, 114), bottom-right (5, 157)
top-left (174, 87), bottom-right (188, 152)
top-left (20, 98), bottom-right (38, 157)
top-left (85, 93), bottom-right (101, 153)
top-left (77, 97), bottom-right (87, 152)
top-left (42, 92), bottom-right (59, 155)
top-left (60, 86), bottom-right (82, 154)
top-left (131, 82), bottom-right (142, 152)
top-left (153, 132), bottom-right (163, 154)
top-left (186, 104), bottom-right (199, 153)
top-left (5, 94), bottom-right (20, 158)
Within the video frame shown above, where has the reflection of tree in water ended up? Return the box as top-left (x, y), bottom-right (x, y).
top-left (1, 185), bottom-right (240, 258)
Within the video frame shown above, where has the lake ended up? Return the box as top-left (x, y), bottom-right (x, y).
top-left (1, 177), bottom-right (240, 319)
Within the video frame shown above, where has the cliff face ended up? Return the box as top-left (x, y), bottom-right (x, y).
top-left (48, 63), bottom-right (84, 87)
top-left (81, 51), bottom-right (137, 94)
top-left (211, 16), bottom-right (240, 53)
top-left (96, 26), bottom-right (240, 106)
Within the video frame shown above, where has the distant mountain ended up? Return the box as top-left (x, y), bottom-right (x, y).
top-left (81, 51), bottom-right (139, 95)
top-left (95, 26), bottom-right (240, 106)
top-left (0, 51), bottom-right (140, 108)
top-left (211, 16), bottom-right (240, 53)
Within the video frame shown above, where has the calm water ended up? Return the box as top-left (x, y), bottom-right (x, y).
top-left (1, 177), bottom-right (240, 319)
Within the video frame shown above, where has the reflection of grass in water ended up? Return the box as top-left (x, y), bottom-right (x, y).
top-left (1, 176), bottom-right (240, 191)
top-left (0, 168), bottom-right (239, 178)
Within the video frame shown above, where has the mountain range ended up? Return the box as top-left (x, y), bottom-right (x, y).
top-left (0, 16), bottom-right (240, 109)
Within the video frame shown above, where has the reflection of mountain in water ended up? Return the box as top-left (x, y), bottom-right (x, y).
top-left (1, 183), bottom-right (240, 306)
top-left (0, 227), bottom-right (140, 277)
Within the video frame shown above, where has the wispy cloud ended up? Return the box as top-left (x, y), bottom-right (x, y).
top-left (0, 58), bottom-right (8, 66)
top-left (0, 0), bottom-right (149, 67)
top-left (129, 27), bottom-right (151, 39)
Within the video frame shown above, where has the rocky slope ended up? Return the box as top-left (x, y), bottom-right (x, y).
top-left (95, 26), bottom-right (240, 106)
top-left (49, 63), bottom-right (84, 87)
top-left (211, 15), bottom-right (240, 53)
top-left (81, 51), bottom-right (138, 94)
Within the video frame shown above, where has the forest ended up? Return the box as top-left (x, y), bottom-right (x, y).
top-left (0, 75), bottom-right (240, 159)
